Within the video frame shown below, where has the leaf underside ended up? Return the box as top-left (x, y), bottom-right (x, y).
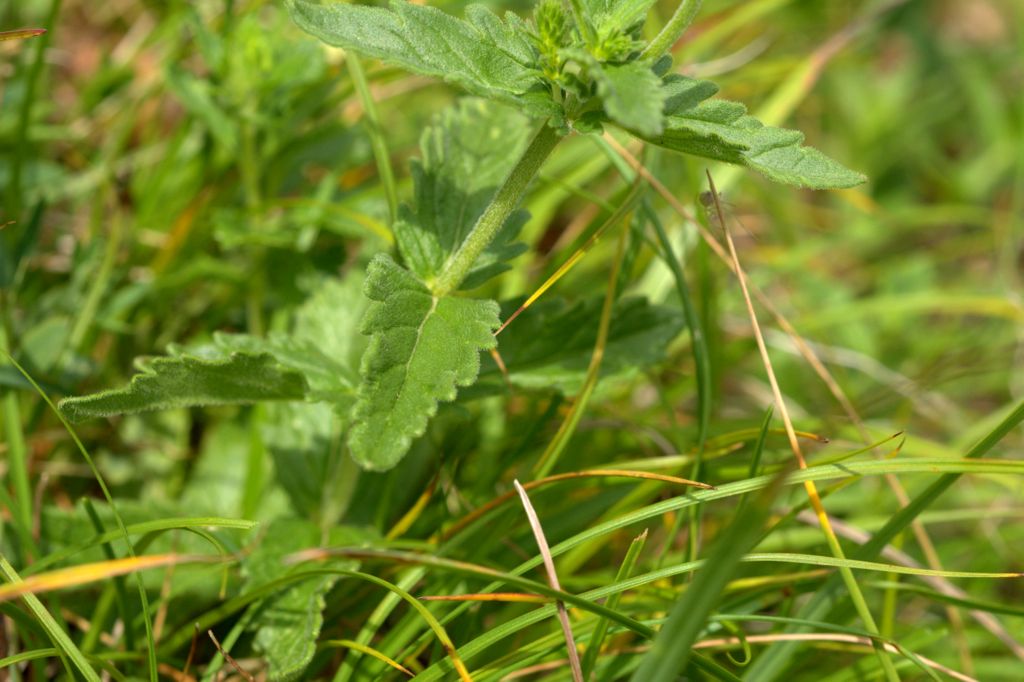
top-left (348, 254), bottom-right (500, 470)
top-left (395, 98), bottom-right (532, 289)
top-left (58, 352), bottom-right (308, 422)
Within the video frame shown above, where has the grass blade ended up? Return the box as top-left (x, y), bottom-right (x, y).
top-left (514, 480), bottom-right (584, 681)
top-left (748, 398), bottom-right (1024, 679)
top-left (0, 555), bottom-right (99, 682)
top-left (581, 529), bottom-right (647, 679)
top-left (628, 468), bottom-right (786, 681)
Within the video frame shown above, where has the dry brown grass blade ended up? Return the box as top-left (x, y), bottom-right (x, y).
top-left (183, 623), bottom-right (201, 679)
top-left (513, 479), bottom-right (584, 682)
top-left (208, 629), bottom-right (255, 682)
top-left (704, 171), bottom-right (895, 677)
top-left (695, 634), bottom-right (976, 682)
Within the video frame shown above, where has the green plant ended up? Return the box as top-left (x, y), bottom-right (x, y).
top-left (61, 0), bottom-right (862, 474)
top-left (8, 0), bottom-right (1022, 680)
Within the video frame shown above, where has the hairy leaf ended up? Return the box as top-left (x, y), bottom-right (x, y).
top-left (483, 296), bottom-right (684, 393)
top-left (213, 274), bottom-right (367, 408)
top-left (286, 0), bottom-right (556, 116)
top-left (395, 99), bottom-right (531, 288)
top-left (594, 61), bottom-right (667, 137)
top-left (59, 352), bottom-right (308, 422)
top-left (60, 274), bottom-right (366, 421)
top-left (632, 78), bottom-right (866, 188)
top-left (349, 255), bottom-right (500, 470)
top-left (245, 519), bottom-right (373, 681)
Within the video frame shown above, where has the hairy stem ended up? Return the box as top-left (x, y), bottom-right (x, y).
top-left (432, 122), bottom-right (561, 296)
top-left (641, 0), bottom-right (702, 61)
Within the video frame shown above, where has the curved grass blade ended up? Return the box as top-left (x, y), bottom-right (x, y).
top-left (27, 517), bottom-right (255, 575)
top-left (332, 570), bottom-right (475, 682)
top-left (333, 568), bottom-right (427, 682)
top-left (322, 640), bottom-right (413, 677)
top-left (3, 350), bottom-right (160, 680)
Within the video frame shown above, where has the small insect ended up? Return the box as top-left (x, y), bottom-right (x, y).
top-left (699, 188), bottom-right (759, 243)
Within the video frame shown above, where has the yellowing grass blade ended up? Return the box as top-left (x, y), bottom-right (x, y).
top-left (0, 28), bottom-right (46, 42)
top-left (419, 593), bottom-right (549, 604)
top-left (0, 553), bottom-right (221, 602)
top-left (323, 639), bottom-right (414, 677)
top-left (495, 182), bottom-right (641, 336)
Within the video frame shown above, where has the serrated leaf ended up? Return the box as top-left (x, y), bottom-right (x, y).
top-left (286, 0), bottom-right (556, 117)
top-left (483, 296), bottom-right (684, 393)
top-left (58, 352), bottom-right (308, 422)
top-left (594, 61), bottom-right (667, 137)
top-left (60, 274), bottom-right (366, 422)
top-left (245, 519), bottom-right (374, 681)
top-left (662, 74), bottom-right (719, 115)
top-left (466, 6), bottom-right (537, 66)
top-left (395, 99), bottom-right (531, 288)
top-left (634, 96), bottom-right (867, 189)
top-left (349, 255), bottom-right (499, 470)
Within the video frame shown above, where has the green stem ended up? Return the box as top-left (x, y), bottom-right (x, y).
top-left (641, 0), bottom-right (702, 61)
top-left (433, 122), bottom-right (561, 296)
top-left (347, 54), bottom-right (399, 228)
